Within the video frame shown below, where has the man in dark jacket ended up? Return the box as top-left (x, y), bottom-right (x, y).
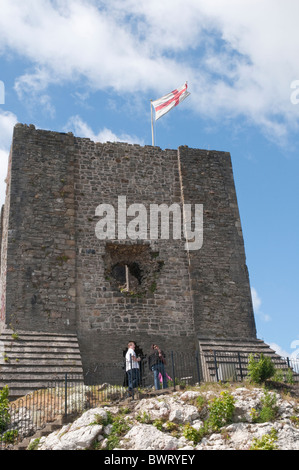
top-left (148, 344), bottom-right (168, 390)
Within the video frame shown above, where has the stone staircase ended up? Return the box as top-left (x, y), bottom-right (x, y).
top-left (198, 337), bottom-right (297, 382)
top-left (11, 415), bottom-right (73, 450)
top-left (0, 329), bottom-right (84, 398)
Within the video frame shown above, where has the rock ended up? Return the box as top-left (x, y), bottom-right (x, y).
top-left (168, 403), bottom-right (199, 424)
top-left (192, 419), bottom-right (204, 431)
top-left (38, 407), bottom-right (107, 450)
top-left (31, 385), bottom-right (299, 451)
top-left (135, 395), bottom-right (199, 424)
top-left (38, 422), bottom-right (103, 450)
top-left (276, 423), bottom-right (299, 450)
top-left (104, 424), bottom-right (113, 436)
top-left (196, 421), bottom-right (299, 451)
top-left (180, 390), bottom-right (201, 401)
top-left (122, 424), bottom-right (179, 450)
top-left (138, 397), bottom-right (170, 420)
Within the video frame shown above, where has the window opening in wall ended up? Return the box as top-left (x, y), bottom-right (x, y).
top-left (112, 262), bottom-right (142, 292)
top-left (125, 265), bottom-right (129, 291)
top-left (104, 243), bottom-right (164, 297)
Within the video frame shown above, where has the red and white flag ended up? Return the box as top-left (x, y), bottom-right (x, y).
top-left (152, 82), bottom-right (190, 121)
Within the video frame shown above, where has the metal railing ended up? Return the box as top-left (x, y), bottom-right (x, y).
top-left (1, 350), bottom-right (298, 449)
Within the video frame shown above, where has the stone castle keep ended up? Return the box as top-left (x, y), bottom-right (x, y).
top-left (0, 123), bottom-right (277, 396)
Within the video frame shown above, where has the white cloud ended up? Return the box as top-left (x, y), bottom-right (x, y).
top-left (65, 115), bottom-right (144, 145)
top-left (0, 110), bottom-right (18, 207)
top-left (290, 339), bottom-right (299, 360)
top-left (14, 67), bottom-right (57, 118)
top-left (0, 1), bottom-right (299, 140)
top-left (0, 110), bottom-right (18, 149)
top-left (0, 149), bottom-right (9, 207)
top-left (0, 0), bottom-right (182, 93)
top-left (268, 342), bottom-right (290, 359)
top-left (268, 341), bottom-right (299, 360)
top-left (251, 287), bottom-right (261, 312)
top-left (251, 287), bottom-right (271, 323)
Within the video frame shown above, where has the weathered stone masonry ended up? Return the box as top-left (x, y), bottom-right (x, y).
top-left (0, 124), bottom-right (257, 372)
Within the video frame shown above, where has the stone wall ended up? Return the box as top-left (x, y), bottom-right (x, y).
top-left (0, 124), bottom-right (257, 370)
top-left (74, 140), bottom-right (197, 368)
top-left (1, 124), bottom-right (77, 332)
top-left (178, 147), bottom-right (257, 340)
top-left (0, 148), bottom-right (12, 329)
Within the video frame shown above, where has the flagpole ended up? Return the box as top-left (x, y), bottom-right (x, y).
top-left (150, 100), bottom-right (155, 146)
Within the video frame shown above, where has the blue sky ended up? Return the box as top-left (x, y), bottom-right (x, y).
top-left (0, 0), bottom-right (298, 358)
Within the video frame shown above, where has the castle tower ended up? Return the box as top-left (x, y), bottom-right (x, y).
top-left (0, 124), bottom-right (257, 376)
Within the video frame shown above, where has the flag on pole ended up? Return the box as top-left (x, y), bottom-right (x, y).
top-left (151, 82), bottom-right (190, 121)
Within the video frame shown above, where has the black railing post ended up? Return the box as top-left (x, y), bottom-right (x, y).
top-left (65, 373), bottom-right (68, 417)
top-left (195, 351), bottom-right (201, 385)
top-left (130, 354), bottom-right (134, 399)
top-left (214, 351), bottom-right (219, 382)
top-left (171, 351), bottom-right (176, 390)
top-left (238, 352), bottom-right (243, 381)
top-left (287, 357), bottom-right (290, 368)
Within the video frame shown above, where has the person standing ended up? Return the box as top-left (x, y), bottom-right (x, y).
top-left (148, 344), bottom-right (168, 390)
top-left (125, 341), bottom-right (141, 395)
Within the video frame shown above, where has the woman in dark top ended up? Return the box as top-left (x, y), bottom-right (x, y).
top-left (148, 344), bottom-right (168, 390)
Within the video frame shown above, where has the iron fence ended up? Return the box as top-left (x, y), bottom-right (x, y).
top-left (0, 350), bottom-right (298, 449)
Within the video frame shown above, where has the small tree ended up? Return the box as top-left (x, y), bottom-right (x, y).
top-left (0, 385), bottom-right (10, 433)
top-left (247, 353), bottom-right (275, 384)
top-left (208, 391), bottom-right (235, 430)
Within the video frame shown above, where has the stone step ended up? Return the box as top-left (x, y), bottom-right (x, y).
top-left (1, 347), bottom-right (82, 355)
top-left (199, 338), bottom-right (274, 349)
top-left (0, 330), bottom-right (79, 339)
top-left (1, 337), bottom-right (81, 344)
top-left (11, 416), bottom-right (70, 450)
top-left (1, 334), bottom-right (81, 346)
top-left (198, 337), bottom-right (297, 382)
top-left (2, 339), bottom-right (81, 346)
top-left (0, 329), bottom-right (84, 398)
top-left (0, 333), bottom-right (80, 340)
top-left (199, 338), bottom-right (273, 350)
top-left (1, 369), bottom-right (84, 379)
top-left (0, 359), bottom-right (83, 367)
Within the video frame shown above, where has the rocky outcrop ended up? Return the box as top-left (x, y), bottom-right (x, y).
top-left (29, 385), bottom-right (299, 451)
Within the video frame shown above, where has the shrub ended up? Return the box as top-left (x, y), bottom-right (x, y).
top-left (259, 390), bottom-right (279, 422)
top-left (153, 419), bottom-right (164, 431)
top-left (272, 367), bottom-right (294, 384)
top-left (1, 429), bottom-right (18, 444)
top-left (27, 437), bottom-right (41, 450)
top-left (136, 411), bottom-right (151, 424)
top-left (182, 423), bottom-right (202, 444)
top-left (272, 368), bottom-right (284, 383)
top-left (164, 420), bottom-right (178, 432)
top-left (285, 368), bottom-right (295, 384)
top-left (249, 428), bottom-right (278, 450)
top-left (195, 395), bottom-right (207, 412)
top-left (208, 391), bottom-right (235, 431)
top-left (92, 410), bottom-right (113, 426)
top-left (290, 415), bottom-right (299, 427)
top-left (250, 390), bottom-right (278, 423)
top-left (0, 385), bottom-right (10, 433)
top-left (105, 415), bottom-right (131, 450)
top-left (247, 354), bottom-right (275, 384)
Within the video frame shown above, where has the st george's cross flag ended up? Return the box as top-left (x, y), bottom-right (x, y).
top-left (151, 82), bottom-right (190, 121)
